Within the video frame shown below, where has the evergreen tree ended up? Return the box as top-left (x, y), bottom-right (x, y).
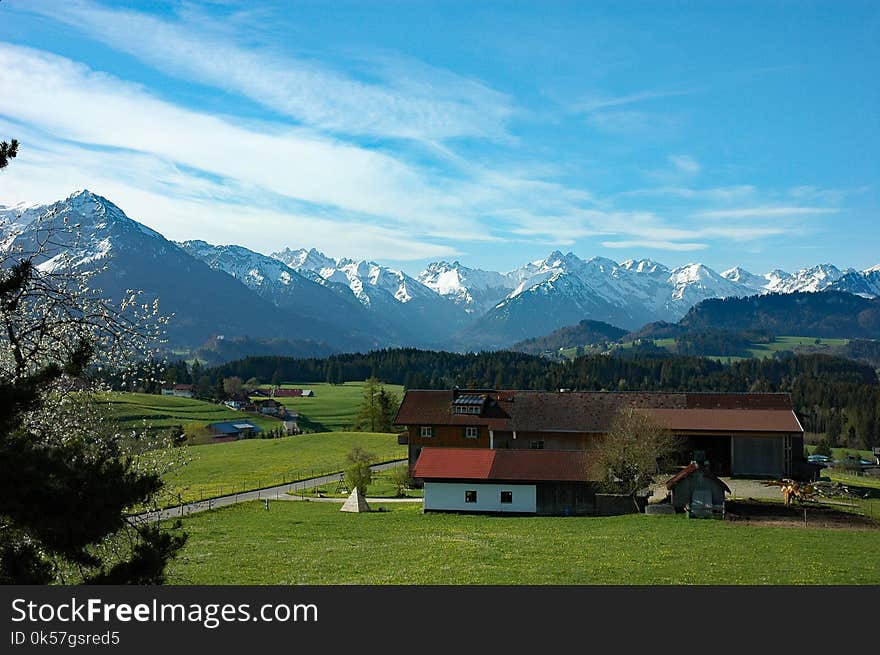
top-left (0, 143), bottom-right (185, 583)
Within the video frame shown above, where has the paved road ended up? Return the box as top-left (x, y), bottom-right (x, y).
top-left (134, 459), bottom-right (412, 523)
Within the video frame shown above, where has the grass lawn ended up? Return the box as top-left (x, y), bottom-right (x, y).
top-left (259, 381), bottom-right (405, 432)
top-left (163, 431), bottom-right (406, 504)
top-left (295, 467), bottom-right (422, 499)
top-left (166, 501), bottom-right (880, 584)
top-left (746, 336), bottom-right (849, 359)
top-left (97, 392), bottom-right (283, 439)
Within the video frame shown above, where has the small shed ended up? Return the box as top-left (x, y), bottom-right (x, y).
top-left (207, 421), bottom-right (262, 439)
top-left (666, 462), bottom-right (730, 517)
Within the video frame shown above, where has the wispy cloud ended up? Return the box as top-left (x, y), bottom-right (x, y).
top-left (0, 126), bottom-right (458, 261)
top-left (571, 88), bottom-right (693, 113)
top-left (616, 185), bottom-right (757, 201)
top-left (694, 206), bottom-right (839, 219)
top-left (20, 0), bottom-right (514, 142)
top-left (0, 43), bottom-right (472, 229)
top-left (601, 240), bottom-right (707, 251)
top-left (669, 154), bottom-right (701, 175)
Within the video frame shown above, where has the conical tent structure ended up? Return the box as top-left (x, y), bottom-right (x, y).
top-left (340, 488), bottom-right (370, 513)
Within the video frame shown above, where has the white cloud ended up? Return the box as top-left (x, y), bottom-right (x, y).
top-left (0, 43), bottom-right (479, 233)
top-left (571, 88), bottom-right (692, 113)
top-left (601, 240), bottom-right (707, 251)
top-left (0, 136), bottom-right (457, 261)
top-left (669, 154), bottom-right (701, 175)
top-left (20, 0), bottom-right (514, 142)
top-left (694, 206), bottom-right (839, 219)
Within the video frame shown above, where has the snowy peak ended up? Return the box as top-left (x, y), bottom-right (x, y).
top-left (622, 258), bottom-right (670, 276)
top-left (764, 263), bottom-right (845, 294)
top-left (721, 266), bottom-right (765, 290)
top-left (1, 190), bottom-right (165, 271)
top-left (179, 240), bottom-right (312, 289)
top-left (272, 247), bottom-right (436, 307)
top-left (272, 246), bottom-right (337, 273)
top-left (417, 260), bottom-right (516, 312)
top-left (667, 263), bottom-right (750, 303)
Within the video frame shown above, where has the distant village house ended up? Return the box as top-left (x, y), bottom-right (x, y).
top-left (161, 383), bottom-right (194, 398)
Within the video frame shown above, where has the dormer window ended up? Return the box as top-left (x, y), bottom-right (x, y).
top-left (453, 393), bottom-right (487, 416)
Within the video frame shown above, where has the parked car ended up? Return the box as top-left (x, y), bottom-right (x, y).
top-left (832, 455), bottom-right (875, 470)
top-left (807, 454), bottom-right (831, 465)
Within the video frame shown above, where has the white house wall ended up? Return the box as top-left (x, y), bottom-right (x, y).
top-left (423, 482), bottom-right (537, 513)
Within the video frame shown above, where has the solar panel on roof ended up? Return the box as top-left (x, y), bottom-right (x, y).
top-left (454, 394), bottom-right (486, 405)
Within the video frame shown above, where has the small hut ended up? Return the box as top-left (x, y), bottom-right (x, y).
top-left (666, 462), bottom-right (730, 518)
top-left (340, 488), bottom-right (370, 513)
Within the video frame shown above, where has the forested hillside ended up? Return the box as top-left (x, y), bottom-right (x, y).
top-left (198, 348), bottom-right (880, 450)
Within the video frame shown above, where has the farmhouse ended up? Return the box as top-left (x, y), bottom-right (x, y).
top-left (271, 388), bottom-right (315, 398)
top-left (161, 383), bottom-right (194, 398)
top-left (395, 389), bottom-right (805, 479)
top-left (254, 398), bottom-right (284, 415)
top-left (414, 447), bottom-right (596, 515)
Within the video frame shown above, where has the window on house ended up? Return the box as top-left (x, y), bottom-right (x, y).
top-left (465, 490), bottom-right (477, 503)
top-left (500, 491), bottom-right (513, 504)
top-left (529, 440), bottom-right (545, 449)
top-left (465, 427), bottom-right (479, 439)
top-left (420, 426), bottom-right (433, 438)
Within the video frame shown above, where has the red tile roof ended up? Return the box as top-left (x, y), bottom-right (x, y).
top-left (395, 389), bottom-right (801, 435)
top-left (413, 447), bottom-right (594, 482)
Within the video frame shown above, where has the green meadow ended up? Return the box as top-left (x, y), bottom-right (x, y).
top-left (260, 381), bottom-right (405, 432)
top-left (97, 392), bottom-right (283, 437)
top-left (164, 431), bottom-right (406, 503)
top-left (167, 500), bottom-right (880, 585)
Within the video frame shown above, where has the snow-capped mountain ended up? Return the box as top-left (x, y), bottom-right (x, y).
top-left (273, 247), bottom-right (433, 306)
top-left (453, 251), bottom-right (756, 347)
top-left (667, 263), bottom-right (752, 307)
top-left (831, 266), bottom-right (880, 298)
top-left (271, 247), bottom-right (468, 344)
top-left (178, 240), bottom-right (381, 349)
top-left (720, 266), bottom-right (767, 290)
top-left (721, 263), bottom-right (851, 294)
top-left (4, 190), bottom-right (878, 356)
top-left (417, 260), bottom-right (516, 313)
top-left (0, 191), bottom-right (351, 352)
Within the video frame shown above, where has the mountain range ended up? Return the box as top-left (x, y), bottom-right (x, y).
top-left (1, 190), bottom-right (878, 357)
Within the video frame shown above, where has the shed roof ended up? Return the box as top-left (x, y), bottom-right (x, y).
top-left (413, 447), bottom-right (594, 482)
top-left (665, 462), bottom-right (731, 493)
top-left (208, 420), bottom-right (261, 435)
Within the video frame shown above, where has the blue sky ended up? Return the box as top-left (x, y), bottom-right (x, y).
top-left (0, 0), bottom-right (877, 275)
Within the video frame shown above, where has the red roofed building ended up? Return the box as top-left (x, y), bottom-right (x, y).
top-left (395, 389), bottom-right (805, 479)
top-left (414, 447), bottom-right (596, 514)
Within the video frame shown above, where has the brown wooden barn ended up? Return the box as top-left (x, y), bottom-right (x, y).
top-left (395, 389), bottom-right (804, 479)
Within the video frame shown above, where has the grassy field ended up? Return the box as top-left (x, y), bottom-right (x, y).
top-left (745, 336), bottom-right (849, 359)
top-left (163, 431), bottom-right (406, 503)
top-left (805, 445), bottom-right (874, 459)
top-left (166, 500), bottom-right (880, 584)
top-left (98, 392), bottom-right (283, 438)
top-left (559, 335), bottom-right (849, 362)
top-left (295, 466), bottom-right (422, 499)
top-left (260, 381), bottom-right (405, 432)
